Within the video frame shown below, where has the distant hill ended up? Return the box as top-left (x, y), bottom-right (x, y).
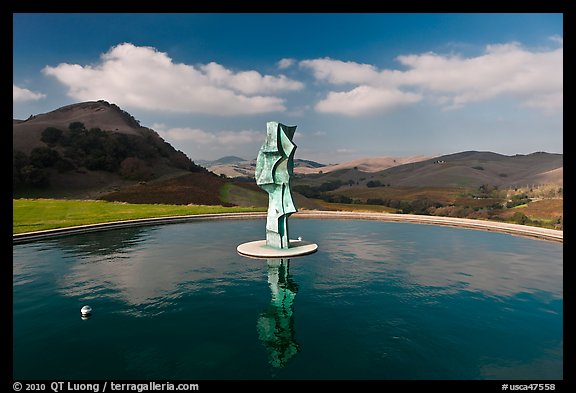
top-left (197, 156), bottom-right (247, 166)
top-left (204, 159), bottom-right (255, 178)
top-left (295, 150), bottom-right (563, 190)
top-left (202, 155), bottom-right (431, 177)
top-left (205, 157), bottom-right (327, 178)
top-left (13, 103), bottom-right (562, 213)
top-left (206, 155), bottom-right (432, 178)
top-left (296, 158), bottom-right (326, 169)
top-left (296, 155), bottom-right (432, 174)
top-left (373, 151), bottom-right (563, 188)
top-left (13, 100), bottom-right (212, 201)
top-left (14, 100), bottom-right (145, 154)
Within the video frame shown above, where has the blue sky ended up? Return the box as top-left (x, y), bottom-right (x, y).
top-left (13, 13), bottom-right (563, 163)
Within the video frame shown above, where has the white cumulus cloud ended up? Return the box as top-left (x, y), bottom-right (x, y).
top-left (42, 43), bottom-right (302, 115)
top-left (300, 39), bottom-right (563, 115)
top-left (395, 42), bottom-right (563, 111)
top-left (200, 62), bottom-right (303, 95)
top-left (300, 58), bottom-right (384, 85)
top-left (13, 84), bottom-right (46, 102)
top-left (315, 85), bottom-right (422, 116)
top-left (277, 58), bottom-right (296, 69)
top-left (155, 125), bottom-right (261, 145)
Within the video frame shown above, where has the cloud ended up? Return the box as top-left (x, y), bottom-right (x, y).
top-left (395, 42), bottom-right (563, 112)
top-left (200, 62), bottom-right (303, 94)
top-left (549, 35), bottom-right (563, 45)
top-left (315, 85), bottom-right (422, 116)
top-left (13, 84), bottom-right (46, 102)
top-left (42, 43), bottom-right (302, 115)
top-left (155, 125), bottom-right (261, 145)
top-left (300, 58), bottom-right (383, 85)
top-left (301, 40), bottom-right (563, 115)
top-left (277, 58), bottom-right (296, 69)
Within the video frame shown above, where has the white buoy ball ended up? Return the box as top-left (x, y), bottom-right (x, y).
top-left (81, 305), bottom-right (92, 316)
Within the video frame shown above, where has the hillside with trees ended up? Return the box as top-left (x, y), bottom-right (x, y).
top-left (291, 151), bottom-right (563, 229)
top-left (13, 102), bottom-right (562, 229)
top-left (13, 101), bottom-right (208, 198)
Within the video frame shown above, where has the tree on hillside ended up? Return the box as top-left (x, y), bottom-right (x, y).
top-left (19, 165), bottom-right (50, 188)
top-left (41, 127), bottom-right (63, 146)
top-left (69, 121), bottom-right (85, 132)
top-left (13, 150), bottom-right (29, 185)
top-left (29, 147), bottom-right (60, 168)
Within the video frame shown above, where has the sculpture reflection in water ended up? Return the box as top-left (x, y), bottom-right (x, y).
top-left (256, 259), bottom-right (300, 368)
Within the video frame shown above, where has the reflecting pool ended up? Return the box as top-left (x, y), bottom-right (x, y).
top-left (13, 219), bottom-right (562, 379)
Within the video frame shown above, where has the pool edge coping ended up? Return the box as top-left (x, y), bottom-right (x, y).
top-left (12, 210), bottom-right (563, 244)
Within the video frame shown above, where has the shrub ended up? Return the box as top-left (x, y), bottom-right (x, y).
top-left (20, 165), bottom-right (50, 187)
top-left (13, 150), bottom-right (29, 184)
top-left (511, 212), bottom-right (529, 225)
top-left (119, 157), bottom-right (154, 180)
top-left (55, 158), bottom-right (75, 173)
top-left (293, 185), bottom-right (321, 199)
top-left (507, 193), bottom-right (530, 208)
top-left (13, 150), bottom-right (28, 170)
top-left (41, 127), bottom-right (63, 146)
top-left (29, 147), bottom-right (60, 168)
top-left (69, 121), bottom-right (85, 132)
top-left (318, 180), bottom-right (343, 192)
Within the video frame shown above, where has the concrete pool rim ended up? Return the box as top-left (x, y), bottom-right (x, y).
top-left (12, 211), bottom-right (563, 244)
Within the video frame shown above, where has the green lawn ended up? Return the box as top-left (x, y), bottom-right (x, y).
top-left (13, 199), bottom-right (265, 234)
top-left (220, 183), bottom-right (268, 207)
top-left (316, 200), bottom-right (396, 213)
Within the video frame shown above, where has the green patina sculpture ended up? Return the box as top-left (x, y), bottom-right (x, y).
top-left (255, 122), bottom-right (297, 249)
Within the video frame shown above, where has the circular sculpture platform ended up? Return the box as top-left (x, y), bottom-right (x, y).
top-left (237, 239), bottom-right (318, 259)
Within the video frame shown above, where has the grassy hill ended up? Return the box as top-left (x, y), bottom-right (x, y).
top-left (205, 155), bottom-right (431, 178)
top-left (205, 157), bottom-right (328, 178)
top-left (372, 151), bottom-right (563, 188)
top-left (12, 100), bottom-right (321, 208)
top-left (101, 172), bottom-right (228, 205)
top-left (291, 150), bottom-right (562, 229)
top-left (296, 155), bottom-right (431, 174)
top-left (13, 101), bottom-right (211, 201)
top-left (13, 102), bottom-right (562, 228)
top-left (295, 151), bottom-right (562, 190)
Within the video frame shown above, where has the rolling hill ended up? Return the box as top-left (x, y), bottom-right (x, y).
top-left (13, 101), bottom-right (562, 221)
top-left (290, 150), bottom-right (562, 228)
top-left (296, 155), bottom-right (432, 174)
top-left (14, 100), bottom-right (148, 154)
top-left (295, 151), bottom-right (562, 190)
top-left (204, 154), bottom-right (431, 178)
top-left (13, 101), bottom-right (213, 202)
top-left (371, 151), bottom-right (563, 188)
top-left (204, 157), bottom-right (328, 178)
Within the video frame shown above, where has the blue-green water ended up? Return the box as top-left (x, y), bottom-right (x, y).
top-left (13, 219), bottom-right (562, 380)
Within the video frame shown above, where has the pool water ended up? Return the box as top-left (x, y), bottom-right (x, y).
top-left (13, 219), bottom-right (563, 379)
